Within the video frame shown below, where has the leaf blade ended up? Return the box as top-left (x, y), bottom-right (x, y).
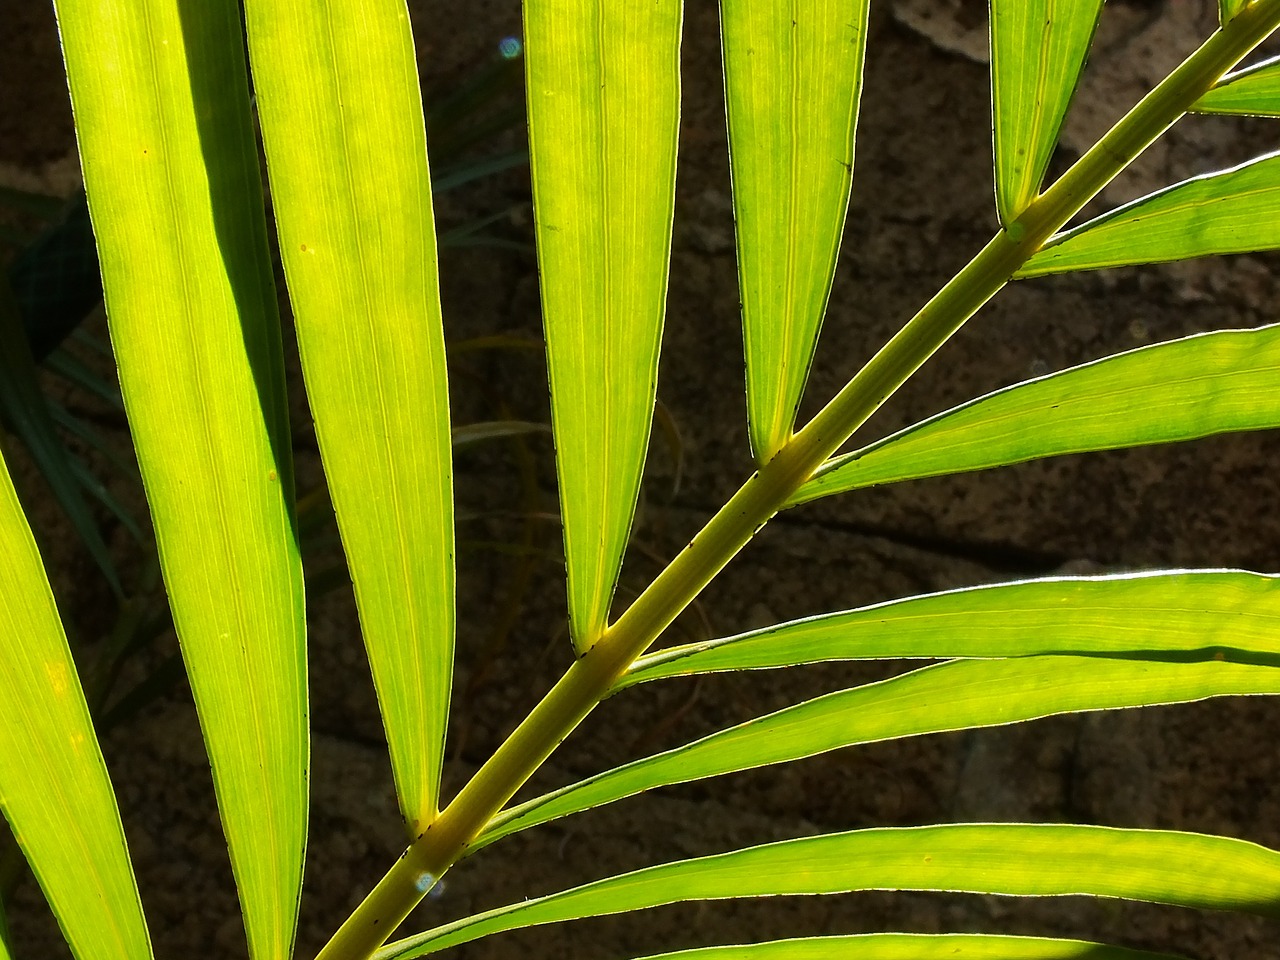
top-left (630, 933), bottom-right (1184, 960)
top-left (626, 570), bottom-right (1280, 682)
top-left (383, 825), bottom-right (1280, 957)
top-left (0, 443), bottom-right (152, 960)
top-left (1019, 152), bottom-right (1280, 276)
top-left (244, 0), bottom-right (455, 832)
top-left (724, 0), bottom-right (871, 460)
top-left (55, 2), bottom-right (307, 956)
top-left (1194, 55), bottom-right (1280, 115)
top-left (482, 654), bottom-right (1280, 847)
top-left (792, 323), bottom-right (1280, 504)
top-left (527, 0), bottom-right (682, 648)
top-left (991, 0), bottom-right (1105, 224)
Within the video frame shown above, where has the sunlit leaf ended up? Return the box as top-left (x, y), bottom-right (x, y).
top-left (791, 324), bottom-right (1280, 504)
top-left (631, 933), bottom-right (1183, 960)
top-left (383, 825), bottom-right (1280, 957)
top-left (526, 0), bottom-right (682, 648)
top-left (1019, 152), bottom-right (1280, 276)
top-left (1194, 54), bottom-right (1280, 115)
top-left (624, 571), bottom-right (1280, 683)
top-left (55, 2), bottom-right (307, 957)
top-left (480, 653), bottom-right (1280, 847)
top-left (724, 0), bottom-right (870, 461)
top-left (991, 0), bottom-right (1104, 224)
top-left (0, 443), bottom-right (151, 960)
top-left (244, 0), bottom-right (455, 832)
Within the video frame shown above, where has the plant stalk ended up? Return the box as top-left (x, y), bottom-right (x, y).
top-left (316, 3), bottom-right (1280, 957)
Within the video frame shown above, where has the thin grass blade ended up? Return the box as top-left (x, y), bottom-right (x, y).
top-left (243, 0), bottom-right (455, 832)
top-left (1020, 152), bottom-right (1280, 276)
top-left (1194, 55), bottom-right (1280, 115)
top-left (381, 825), bottom-right (1280, 957)
top-left (791, 324), bottom-right (1280, 504)
top-left (0, 445), bottom-right (152, 960)
top-left (724, 0), bottom-right (870, 461)
top-left (54, 3), bottom-right (307, 957)
top-left (991, 0), bottom-right (1104, 224)
top-left (625, 570), bottom-right (1280, 683)
top-left (480, 654), bottom-right (1280, 847)
top-left (526, 0), bottom-right (682, 649)
top-left (631, 933), bottom-right (1183, 960)
top-left (0, 275), bottom-right (122, 596)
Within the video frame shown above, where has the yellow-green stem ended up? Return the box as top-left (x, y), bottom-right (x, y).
top-left (317, 3), bottom-right (1280, 957)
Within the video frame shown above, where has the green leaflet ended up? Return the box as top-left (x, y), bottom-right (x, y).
top-left (0, 444), bottom-right (151, 960)
top-left (633, 934), bottom-right (1182, 960)
top-left (1194, 54), bottom-right (1280, 115)
top-left (1019, 152), bottom-right (1280, 276)
top-left (243, 0), bottom-right (455, 832)
top-left (527, 0), bottom-right (682, 649)
top-left (479, 654), bottom-right (1280, 848)
top-left (624, 571), bottom-right (1280, 683)
top-left (723, 0), bottom-right (870, 461)
top-left (54, 3), bottom-right (307, 958)
top-left (790, 324), bottom-right (1280, 504)
top-left (381, 825), bottom-right (1280, 957)
top-left (991, 0), bottom-right (1104, 224)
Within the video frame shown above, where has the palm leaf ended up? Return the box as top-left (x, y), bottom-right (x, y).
top-left (1194, 54), bottom-right (1280, 115)
top-left (990, 0), bottom-right (1104, 224)
top-left (382, 824), bottom-right (1280, 957)
top-left (243, 0), bottom-right (455, 833)
top-left (0, 443), bottom-right (151, 960)
top-left (54, 2), bottom-right (307, 957)
top-left (791, 323), bottom-right (1280, 504)
top-left (625, 571), bottom-right (1280, 682)
top-left (526, 0), bottom-right (682, 649)
top-left (1019, 152), bottom-right (1280, 276)
top-left (724, 0), bottom-right (870, 461)
top-left (479, 652), bottom-right (1280, 848)
top-left (631, 934), bottom-right (1183, 960)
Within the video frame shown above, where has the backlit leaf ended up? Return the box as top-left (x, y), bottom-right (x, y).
top-left (791, 324), bottom-right (1280, 504)
top-left (244, 0), bottom-right (455, 832)
top-left (0, 443), bottom-right (151, 960)
top-left (55, 3), bottom-right (307, 956)
top-left (631, 933), bottom-right (1183, 960)
top-left (1019, 152), bottom-right (1280, 276)
top-left (991, 0), bottom-right (1105, 224)
top-left (526, 0), bottom-right (682, 649)
top-left (724, 0), bottom-right (871, 461)
top-left (480, 653), bottom-right (1280, 848)
top-left (383, 825), bottom-right (1280, 957)
top-left (1194, 54), bottom-right (1280, 115)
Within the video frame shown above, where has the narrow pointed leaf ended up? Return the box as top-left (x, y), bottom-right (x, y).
top-left (1019, 152), bottom-right (1280, 276)
top-left (633, 934), bottom-right (1183, 960)
top-left (55, 4), bottom-right (307, 957)
top-left (791, 324), bottom-right (1280, 504)
top-left (527, 0), bottom-right (682, 648)
top-left (625, 571), bottom-right (1280, 683)
top-left (0, 445), bottom-right (151, 960)
top-left (1194, 55), bottom-right (1280, 115)
top-left (244, 0), bottom-right (455, 832)
top-left (991, 0), bottom-right (1105, 224)
top-left (382, 825), bottom-right (1280, 957)
top-left (481, 654), bottom-right (1280, 847)
top-left (724, 0), bottom-right (870, 461)
top-left (0, 276), bottom-right (121, 596)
